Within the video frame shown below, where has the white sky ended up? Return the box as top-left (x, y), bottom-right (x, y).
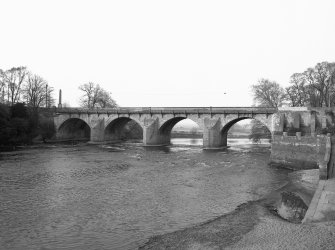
top-left (1, 0), bottom-right (335, 107)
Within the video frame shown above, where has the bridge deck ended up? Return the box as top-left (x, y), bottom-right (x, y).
top-left (51, 107), bottom-right (277, 115)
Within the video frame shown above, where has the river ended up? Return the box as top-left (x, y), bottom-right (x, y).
top-left (1, 138), bottom-right (295, 249)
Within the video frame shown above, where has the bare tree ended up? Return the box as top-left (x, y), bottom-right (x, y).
top-left (2, 67), bottom-right (28, 105)
top-left (286, 62), bottom-right (335, 107)
top-left (79, 82), bottom-right (96, 108)
top-left (285, 73), bottom-right (309, 107)
top-left (0, 69), bottom-right (6, 103)
top-left (79, 82), bottom-right (117, 108)
top-left (326, 62), bottom-right (335, 107)
top-left (306, 62), bottom-right (329, 106)
top-left (45, 85), bottom-right (55, 108)
top-left (97, 89), bottom-right (117, 108)
top-left (249, 79), bottom-right (281, 142)
top-left (22, 74), bottom-right (48, 108)
top-left (251, 79), bottom-right (285, 108)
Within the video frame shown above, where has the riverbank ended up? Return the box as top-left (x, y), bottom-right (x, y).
top-left (140, 169), bottom-right (335, 249)
top-left (140, 201), bottom-right (335, 249)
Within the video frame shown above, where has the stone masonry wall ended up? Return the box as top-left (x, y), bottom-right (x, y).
top-left (270, 134), bottom-right (326, 170)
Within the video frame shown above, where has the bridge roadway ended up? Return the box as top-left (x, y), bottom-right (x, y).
top-left (54, 106), bottom-right (277, 115)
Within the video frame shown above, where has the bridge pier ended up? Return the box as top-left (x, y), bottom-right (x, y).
top-left (142, 117), bottom-right (170, 146)
top-left (203, 117), bottom-right (226, 149)
top-left (90, 118), bottom-right (105, 143)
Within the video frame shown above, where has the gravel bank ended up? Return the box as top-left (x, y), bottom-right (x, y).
top-left (140, 200), bottom-right (335, 249)
top-left (140, 169), bottom-right (335, 250)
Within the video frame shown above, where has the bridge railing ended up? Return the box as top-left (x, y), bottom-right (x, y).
top-left (50, 106), bottom-right (277, 115)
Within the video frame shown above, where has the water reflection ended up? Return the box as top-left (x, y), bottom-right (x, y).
top-left (171, 138), bottom-right (202, 146)
top-left (171, 138), bottom-right (270, 147)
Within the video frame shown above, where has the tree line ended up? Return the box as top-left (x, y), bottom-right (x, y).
top-left (0, 66), bottom-right (55, 108)
top-left (249, 61), bottom-right (335, 142)
top-left (251, 61), bottom-right (335, 108)
top-left (0, 67), bottom-right (120, 148)
top-left (0, 67), bottom-right (118, 109)
top-left (0, 66), bottom-right (57, 148)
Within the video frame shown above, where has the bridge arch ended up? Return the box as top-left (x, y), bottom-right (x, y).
top-left (104, 117), bottom-right (143, 142)
top-left (220, 116), bottom-right (271, 146)
top-left (57, 118), bottom-right (91, 140)
top-left (158, 116), bottom-right (201, 145)
top-left (221, 117), bottom-right (271, 135)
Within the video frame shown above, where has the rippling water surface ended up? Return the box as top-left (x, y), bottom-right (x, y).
top-left (1, 139), bottom-right (289, 250)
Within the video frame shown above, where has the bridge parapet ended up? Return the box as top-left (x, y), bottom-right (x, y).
top-left (52, 107), bottom-right (278, 115)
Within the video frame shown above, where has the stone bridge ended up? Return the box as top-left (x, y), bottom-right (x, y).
top-left (52, 106), bottom-right (329, 148)
top-left (53, 107), bottom-right (279, 148)
top-left (54, 107), bottom-right (335, 148)
top-left (52, 106), bottom-right (335, 167)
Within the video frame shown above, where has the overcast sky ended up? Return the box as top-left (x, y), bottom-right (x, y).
top-left (1, 0), bottom-right (335, 107)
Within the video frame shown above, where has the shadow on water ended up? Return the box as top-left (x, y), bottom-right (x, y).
top-left (142, 145), bottom-right (198, 154)
top-left (142, 145), bottom-right (172, 153)
top-left (0, 145), bottom-right (16, 152)
top-left (203, 147), bottom-right (229, 153)
top-left (99, 144), bottom-right (126, 152)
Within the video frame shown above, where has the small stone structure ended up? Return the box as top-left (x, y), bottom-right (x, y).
top-left (269, 107), bottom-right (335, 170)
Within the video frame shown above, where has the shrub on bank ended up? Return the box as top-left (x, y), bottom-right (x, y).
top-left (38, 116), bottom-right (56, 142)
top-left (0, 103), bottom-right (56, 147)
top-left (249, 120), bottom-right (271, 143)
top-left (0, 104), bottom-right (11, 145)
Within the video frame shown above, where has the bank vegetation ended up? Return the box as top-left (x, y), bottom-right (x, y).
top-left (0, 67), bottom-right (56, 148)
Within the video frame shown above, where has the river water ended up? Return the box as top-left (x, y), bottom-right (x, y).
top-left (1, 138), bottom-right (293, 249)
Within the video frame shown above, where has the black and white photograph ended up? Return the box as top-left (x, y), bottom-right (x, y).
top-left (1, 0), bottom-right (335, 249)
